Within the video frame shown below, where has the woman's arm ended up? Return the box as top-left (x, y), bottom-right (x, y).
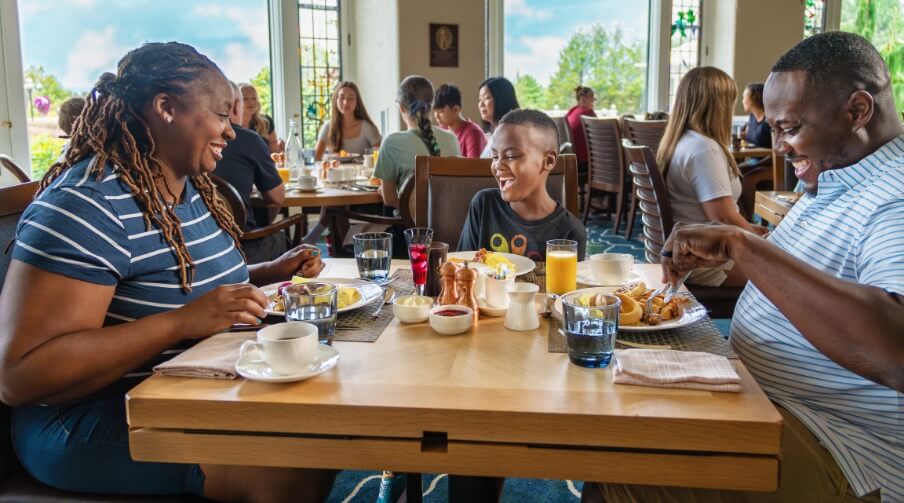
top-left (247, 245), bottom-right (324, 286)
top-left (0, 261), bottom-right (267, 405)
top-left (379, 180), bottom-right (400, 208)
top-left (314, 140), bottom-right (327, 162)
top-left (700, 197), bottom-right (768, 235)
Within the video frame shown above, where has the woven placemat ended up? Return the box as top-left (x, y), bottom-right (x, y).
top-left (547, 314), bottom-right (736, 359)
top-left (517, 261), bottom-right (546, 293)
top-left (333, 269), bottom-right (415, 343)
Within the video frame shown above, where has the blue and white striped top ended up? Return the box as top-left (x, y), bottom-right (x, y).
top-left (732, 135), bottom-right (904, 502)
top-left (12, 157), bottom-right (248, 386)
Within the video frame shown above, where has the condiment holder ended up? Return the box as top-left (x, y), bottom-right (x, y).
top-left (504, 283), bottom-right (540, 331)
top-left (429, 305), bottom-right (474, 335)
top-left (393, 295), bottom-right (433, 324)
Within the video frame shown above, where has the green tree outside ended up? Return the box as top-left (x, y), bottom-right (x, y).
top-left (840, 0), bottom-right (903, 113)
top-left (514, 73), bottom-right (545, 109)
top-left (250, 66), bottom-right (272, 117)
top-left (24, 65), bottom-right (76, 114)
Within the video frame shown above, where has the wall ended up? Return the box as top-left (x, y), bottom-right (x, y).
top-left (351, 0), bottom-right (401, 134)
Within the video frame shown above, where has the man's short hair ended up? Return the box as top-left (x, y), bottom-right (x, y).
top-left (498, 109), bottom-right (559, 148)
top-left (58, 97), bottom-right (86, 136)
top-left (771, 32), bottom-right (890, 97)
top-left (433, 84), bottom-right (462, 109)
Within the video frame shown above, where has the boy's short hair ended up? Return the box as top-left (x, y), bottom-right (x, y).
top-left (58, 97), bottom-right (86, 136)
top-left (433, 84), bottom-right (462, 109)
top-left (498, 109), bottom-right (559, 149)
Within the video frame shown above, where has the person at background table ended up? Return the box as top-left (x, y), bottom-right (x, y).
top-left (56, 96), bottom-right (86, 159)
top-left (433, 83), bottom-right (487, 158)
top-left (478, 76), bottom-right (520, 158)
top-left (565, 85), bottom-right (596, 173)
top-left (214, 81), bottom-right (287, 264)
top-left (458, 109), bottom-right (586, 261)
top-left (738, 82), bottom-right (773, 175)
top-left (314, 81), bottom-right (382, 161)
top-left (584, 31), bottom-right (904, 503)
top-left (657, 66), bottom-right (767, 288)
top-left (375, 75), bottom-right (460, 211)
top-left (0, 42), bottom-right (335, 503)
top-left (240, 83), bottom-right (284, 154)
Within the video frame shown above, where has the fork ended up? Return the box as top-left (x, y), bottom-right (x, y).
top-left (644, 271), bottom-right (692, 320)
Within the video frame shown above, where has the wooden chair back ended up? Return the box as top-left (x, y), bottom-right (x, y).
top-left (208, 174), bottom-right (247, 231)
top-left (581, 116), bottom-right (624, 194)
top-left (621, 118), bottom-right (667, 157)
top-left (0, 155), bottom-right (31, 183)
top-left (414, 155), bottom-right (579, 248)
top-left (622, 140), bottom-right (673, 264)
top-left (1, 181), bottom-right (39, 292)
top-left (552, 116), bottom-right (572, 145)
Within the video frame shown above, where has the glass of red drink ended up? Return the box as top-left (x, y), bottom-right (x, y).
top-left (404, 227), bottom-right (434, 295)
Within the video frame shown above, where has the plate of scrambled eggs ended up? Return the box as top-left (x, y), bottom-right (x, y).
top-left (447, 250), bottom-right (535, 277)
top-left (263, 277), bottom-right (384, 316)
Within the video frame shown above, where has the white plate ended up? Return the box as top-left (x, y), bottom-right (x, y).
top-left (262, 278), bottom-right (383, 317)
top-left (477, 298), bottom-right (507, 317)
top-left (448, 251), bottom-right (535, 277)
top-left (235, 344), bottom-right (339, 383)
top-left (287, 184), bottom-right (324, 193)
top-left (553, 287), bottom-right (707, 332)
top-left (576, 262), bottom-right (643, 287)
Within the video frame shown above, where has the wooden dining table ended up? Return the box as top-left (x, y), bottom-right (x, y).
top-left (126, 261), bottom-right (782, 495)
top-left (754, 191), bottom-right (799, 226)
top-left (731, 146), bottom-right (772, 159)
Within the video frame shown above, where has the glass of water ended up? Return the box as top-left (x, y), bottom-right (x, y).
top-left (282, 283), bottom-right (338, 345)
top-left (353, 232), bottom-right (392, 283)
top-left (561, 292), bottom-right (620, 368)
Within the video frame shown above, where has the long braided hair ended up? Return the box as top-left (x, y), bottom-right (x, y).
top-left (39, 42), bottom-right (242, 292)
top-left (398, 76), bottom-right (440, 156)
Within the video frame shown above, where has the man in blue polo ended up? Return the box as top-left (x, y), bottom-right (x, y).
top-left (584, 32), bottom-right (903, 503)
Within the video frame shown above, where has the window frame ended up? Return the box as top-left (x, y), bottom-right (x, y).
top-left (0, 0), bottom-right (32, 180)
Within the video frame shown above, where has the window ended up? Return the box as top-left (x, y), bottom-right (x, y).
top-left (502, 0), bottom-right (650, 116)
top-left (804, 0), bottom-right (827, 37)
top-left (840, 0), bottom-right (903, 112)
top-left (16, 0), bottom-right (271, 178)
top-left (669, 0), bottom-right (701, 105)
top-left (298, 0), bottom-right (342, 149)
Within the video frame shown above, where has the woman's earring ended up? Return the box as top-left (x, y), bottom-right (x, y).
top-left (165, 115), bottom-right (173, 124)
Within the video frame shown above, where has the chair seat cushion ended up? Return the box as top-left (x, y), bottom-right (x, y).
top-left (0, 470), bottom-right (207, 503)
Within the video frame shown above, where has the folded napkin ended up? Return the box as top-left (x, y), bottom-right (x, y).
top-left (153, 332), bottom-right (254, 379)
top-left (613, 349), bottom-right (742, 392)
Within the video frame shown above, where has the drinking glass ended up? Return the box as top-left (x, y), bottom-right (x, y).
top-left (561, 292), bottom-right (620, 368)
top-left (282, 283), bottom-right (338, 345)
top-left (353, 232), bottom-right (393, 283)
top-left (404, 228), bottom-right (434, 295)
top-left (424, 241), bottom-right (449, 297)
top-left (546, 239), bottom-right (578, 295)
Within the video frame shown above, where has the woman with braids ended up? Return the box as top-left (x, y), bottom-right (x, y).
top-left (0, 42), bottom-right (335, 502)
top-left (373, 75), bottom-right (460, 210)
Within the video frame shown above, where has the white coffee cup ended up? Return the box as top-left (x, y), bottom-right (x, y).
top-left (483, 272), bottom-right (515, 308)
top-left (297, 175), bottom-right (318, 190)
top-left (326, 168), bottom-right (343, 183)
top-left (239, 322), bottom-right (318, 374)
top-left (589, 253), bottom-right (634, 285)
top-left (341, 165), bottom-right (357, 181)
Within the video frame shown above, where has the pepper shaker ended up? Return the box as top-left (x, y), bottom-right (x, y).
top-left (455, 263), bottom-right (480, 322)
top-left (437, 261), bottom-right (459, 305)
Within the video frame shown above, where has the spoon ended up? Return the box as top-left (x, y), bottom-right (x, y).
top-left (372, 287), bottom-right (395, 318)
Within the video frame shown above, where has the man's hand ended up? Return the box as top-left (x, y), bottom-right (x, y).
top-left (661, 223), bottom-right (749, 285)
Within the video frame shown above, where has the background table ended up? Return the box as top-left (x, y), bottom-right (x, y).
top-left (755, 191), bottom-right (797, 226)
top-left (127, 262), bottom-right (782, 493)
top-left (730, 146), bottom-right (772, 159)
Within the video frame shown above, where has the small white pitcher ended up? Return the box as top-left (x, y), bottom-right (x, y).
top-left (504, 283), bottom-right (540, 331)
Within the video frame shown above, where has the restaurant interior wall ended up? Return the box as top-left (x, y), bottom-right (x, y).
top-left (349, 0), bottom-right (401, 135)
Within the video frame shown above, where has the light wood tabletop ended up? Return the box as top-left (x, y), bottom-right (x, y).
top-left (279, 184), bottom-right (382, 208)
top-left (731, 146), bottom-right (772, 159)
top-left (126, 261), bottom-right (782, 491)
top-left (755, 191), bottom-right (799, 227)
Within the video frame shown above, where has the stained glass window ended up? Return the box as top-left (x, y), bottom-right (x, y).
top-left (669, 0), bottom-right (701, 106)
top-left (299, 0), bottom-right (341, 149)
top-left (804, 0), bottom-right (827, 37)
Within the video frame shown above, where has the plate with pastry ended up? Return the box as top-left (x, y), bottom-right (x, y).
top-left (448, 249), bottom-right (535, 277)
top-left (262, 277), bottom-right (383, 316)
top-left (553, 281), bottom-right (706, 332)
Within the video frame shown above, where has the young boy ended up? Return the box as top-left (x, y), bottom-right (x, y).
top-left (457, 109), bottom-right (587, 261)
top-left (433, 84), bottom-right (487, 158)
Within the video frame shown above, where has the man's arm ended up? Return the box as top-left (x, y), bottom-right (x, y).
top-left (664, 225), bottom-right (904, 392)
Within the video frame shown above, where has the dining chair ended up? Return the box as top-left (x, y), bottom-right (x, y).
top-left (1, 180), bottom-right (206, 502)
top-left (323, 177), bottom-right (415, 257)
top-left (580, 116), bottom-right (625, 230)
top-left (413, 154), bottom-right (579, 248)
top-left (0, 155), bottom-right (31, 183)
top-left (622, 140), bottom-right (742, 318)
top-left (552, 116), bottom-right (572, 145)
top-left (209, 174), bottom-right (306, 250)
top-left (620, 118), bottom-right (668, 238)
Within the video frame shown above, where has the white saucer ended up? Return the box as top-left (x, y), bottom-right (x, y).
top-left (235, 345), bottom-right (339, 383)
top-left (477, 298), bottom-right (507, 317)
top-left (577, 270), bottom-right (642, 287)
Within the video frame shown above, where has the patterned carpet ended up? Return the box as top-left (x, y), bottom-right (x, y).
top-left (324, 214), bottom-right (730, 502)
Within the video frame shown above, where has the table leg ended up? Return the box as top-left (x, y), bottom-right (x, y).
top-left (405, 473), bottom-right (422, 503)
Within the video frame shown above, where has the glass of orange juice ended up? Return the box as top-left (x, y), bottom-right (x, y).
top-left (277, 167), bottom-right (291, 184)
top-left (546, 239), bottom-right (578, 295)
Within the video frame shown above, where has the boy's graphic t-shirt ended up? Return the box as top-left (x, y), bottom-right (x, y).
top-left (457, 188), bottom-right (586, 261)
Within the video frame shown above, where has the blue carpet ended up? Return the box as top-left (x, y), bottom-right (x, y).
top-left (324, 214), bottom-right (731, 502)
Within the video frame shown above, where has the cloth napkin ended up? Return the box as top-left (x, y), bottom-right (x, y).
top-left (613, 348), bottom-right (742, 392)
top-left (153, 332), bottom-right (254, 379)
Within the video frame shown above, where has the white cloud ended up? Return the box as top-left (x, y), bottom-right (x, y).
top-left (193, 4), bottom-right (269, 51)
top-left (70, 0), bottom-right (97, 7)
top-left (504, 35), bottom-right (567, 86)
top-left (62, 27), bottom-right (127, 90)
top-left (216, 42), bottom-right (267, 83)
top-left (505, 0), bottom-right (552, 20)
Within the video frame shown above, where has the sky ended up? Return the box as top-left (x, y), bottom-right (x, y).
top-left (18, 0), bottom-right (270, 92)
top-left (503, 0), bottom-right (649, 86)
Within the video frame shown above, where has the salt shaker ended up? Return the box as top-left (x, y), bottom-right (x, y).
top-left (455, 263), bottom-right (480, 322)
top-left (437, 261), bottom-right (459, 305)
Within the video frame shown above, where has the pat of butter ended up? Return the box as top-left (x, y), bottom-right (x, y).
top-left (291, 276), bottom-right (308, 284)
top-left (400, 296), bottom-right (432, 307)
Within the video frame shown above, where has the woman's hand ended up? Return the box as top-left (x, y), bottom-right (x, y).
top-left (274, 244), bottom-right (324, 278)
top-left (169, 284), bottom-right (268, 339)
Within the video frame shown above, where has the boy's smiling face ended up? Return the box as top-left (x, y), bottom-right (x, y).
top-left (490, 123), bottom-right (557, 203)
